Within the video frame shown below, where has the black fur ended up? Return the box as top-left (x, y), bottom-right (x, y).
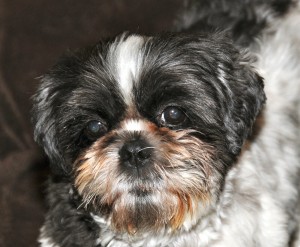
top-left (138, 32), bottom-right (265, 156)
top-left (33, 42), bottom-right (127, 175)
top-left (176, 0), bottom-right (293, 46)
top-left (42, 177), bottom-right (101, 247)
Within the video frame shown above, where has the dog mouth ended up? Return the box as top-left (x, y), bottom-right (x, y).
top-left (75, 159), bottom-right (212, 234)
top-left (97, 185), bottom-right (206, 235)
top-left (128, 182), bottom-right (152, 196)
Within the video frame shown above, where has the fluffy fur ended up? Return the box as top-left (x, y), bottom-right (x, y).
top-left (32, 0), bottom-right (300, 246)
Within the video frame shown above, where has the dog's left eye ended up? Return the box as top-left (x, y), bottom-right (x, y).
top-left (160, 106), bottom-right (187, 126)
top-left (84, 120), bottom-right (107, 140)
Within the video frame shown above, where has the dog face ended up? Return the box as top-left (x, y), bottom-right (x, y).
top-left (33, 33), bottom-right (265, 234)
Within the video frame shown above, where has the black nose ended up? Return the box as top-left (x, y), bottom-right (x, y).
top-left (119, 139), bottom-right (153, 168)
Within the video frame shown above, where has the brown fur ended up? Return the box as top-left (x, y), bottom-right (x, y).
top-left (74, 118), bottom-right (216, 233)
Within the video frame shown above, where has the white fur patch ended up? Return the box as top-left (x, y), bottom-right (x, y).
top-left (38, 238), bottom-right (60, 247)
top-left (108, 34), bottom-right (145, 104)
top-left (38, 226), bottom-right (60, 247)
top-left (122, 119), bottom-right (147, 132)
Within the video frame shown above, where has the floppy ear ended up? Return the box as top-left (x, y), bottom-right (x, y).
top-left (223, 54), bottom-right (266, 155)
top-left (32, 76), bottom-right (67, 175)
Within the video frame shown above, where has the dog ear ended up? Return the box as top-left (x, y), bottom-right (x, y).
top-left (32, 75), bottom-right (67, 175)
top-left (223, 53), bottom-right (266, 155)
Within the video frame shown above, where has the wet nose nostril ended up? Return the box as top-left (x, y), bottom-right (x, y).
top-left (137, 148), bottom-right (152, 160)
top-left (120, 147), bottom-right (134, 162)
top-left (119, 140), bottom-right (153, 168)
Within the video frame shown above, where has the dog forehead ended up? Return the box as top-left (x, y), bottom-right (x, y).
top-left (107, 34), bottom-right (146, 105)
top-left (74, 33), bottom-right (225, 127)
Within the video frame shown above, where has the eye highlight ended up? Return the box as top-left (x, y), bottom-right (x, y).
top-left (160, 106), bottom-right (187, 127)
top-left (84, 120), bottom-right (107, 140)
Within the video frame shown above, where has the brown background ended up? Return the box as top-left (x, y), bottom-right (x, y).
top-left (0, 1), bottom-right (183, 246)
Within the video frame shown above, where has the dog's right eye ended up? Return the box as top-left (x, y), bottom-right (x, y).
top-left (84, 120), bottom-right (107, 140)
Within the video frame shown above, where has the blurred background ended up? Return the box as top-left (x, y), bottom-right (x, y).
top-left (0, 0), bottom-right (183, 246)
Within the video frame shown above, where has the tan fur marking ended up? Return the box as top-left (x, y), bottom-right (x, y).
top-left (73, 117), bottom-right (217, 233)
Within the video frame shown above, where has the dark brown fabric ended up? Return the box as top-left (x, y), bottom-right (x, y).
top-left (0, 1), bottom-right (182, 246)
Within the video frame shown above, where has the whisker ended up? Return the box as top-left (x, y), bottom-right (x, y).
top-left (137, 146), bottom-right (156, 153)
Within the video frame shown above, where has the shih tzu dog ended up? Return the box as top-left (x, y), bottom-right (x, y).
top-left (32, 0), bottom-right (300, 246)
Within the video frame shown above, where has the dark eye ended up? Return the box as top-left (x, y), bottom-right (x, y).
top-left (160, 106), bottom-right (187, 126)
top-left (84, 120), bottom-right (107, 140)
